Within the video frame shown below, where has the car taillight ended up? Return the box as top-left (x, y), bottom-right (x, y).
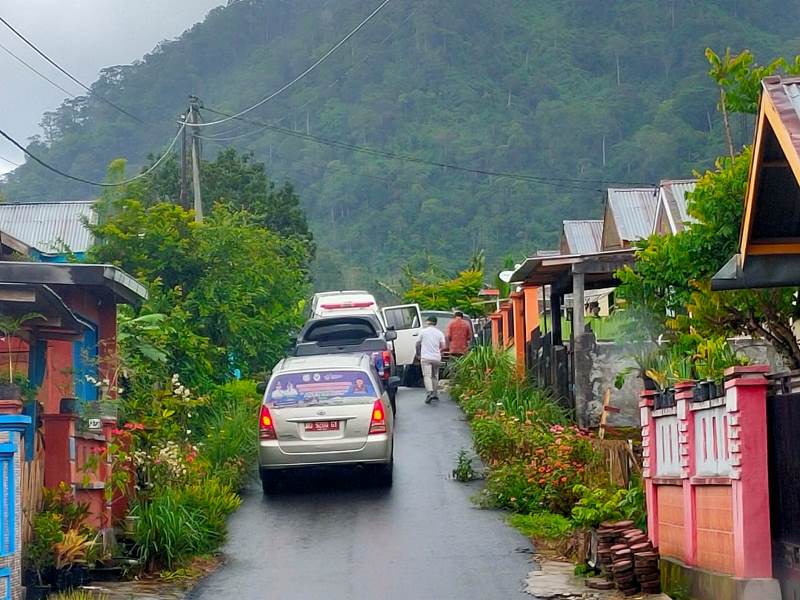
top-left (369, 399), bottom-right (387, 435)
top-left (259, 405), bottom-right (277, 440)
top-left (320, 301), bottom-right (375, 309)
top-left (381, 350), bottom-right (393, 380)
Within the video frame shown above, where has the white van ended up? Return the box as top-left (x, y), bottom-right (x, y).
top-left (309, 291), bottom-right (423, 384)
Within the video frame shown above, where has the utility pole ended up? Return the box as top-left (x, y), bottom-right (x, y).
top-left (188, 96), bottom-right (204, 222)
top-left (178, 111), bottom-right (190, 210)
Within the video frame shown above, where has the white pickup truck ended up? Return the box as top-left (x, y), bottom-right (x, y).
top-left (310, 291), bottom-right (423, 386)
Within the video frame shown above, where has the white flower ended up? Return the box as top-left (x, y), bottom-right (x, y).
top-left (85, 375), bottom-right (97, 384)
top-left (186, 429), bottom-right (192, 435)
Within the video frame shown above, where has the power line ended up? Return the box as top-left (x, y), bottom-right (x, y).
top-left (199, 106), bottom-right (653, 190)
top-left (0, 15), bottom-right (143, 123)
top-left (0, 124), bottom-right (184, 187)
top-left (0, 41), bottom-right (77, 98)
top-left (0, 154), bottom-right (20, 167)
top-left (185, 0), bottom-right (393, 128)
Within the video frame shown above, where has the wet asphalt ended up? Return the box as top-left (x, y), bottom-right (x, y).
top-left (188, 388), bottom-right (534, 600)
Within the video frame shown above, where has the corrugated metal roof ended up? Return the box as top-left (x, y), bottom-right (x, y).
top-left (663, 179), bottom-right (697, 224)
top-left (0, 201), bottom-right (96, 255)
top-left (562, 220), bottom-right (603, 254)
top-left (606, 187), bottom-right (659, 242)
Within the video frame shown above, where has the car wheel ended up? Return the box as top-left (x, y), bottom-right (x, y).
top-left (260, 470), bottom-right (280, 494)
top-left (375, 459), bottom-right (393, 488)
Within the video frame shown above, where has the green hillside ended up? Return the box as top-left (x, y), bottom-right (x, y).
top-left (3, 0), bottom-right (799, 288)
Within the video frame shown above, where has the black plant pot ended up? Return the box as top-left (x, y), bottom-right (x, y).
top-left (654, 391), bottom-right (664, 409)
top-left (0, 382), bottom-right (21, 400)
top-left (25, 584), bottom-right (51, 600)
top-left (693, 382), bottom-right (710, 403)
top-left (59, 397), bottom-right (77, 415)
top-left (706, 381), bottom-right (719, 399)
top-left (55, 567), bottom-right (75, 592)
top-left (642, 375), bottom-right (658, 391)
top-left (666, 388), bottom-right (676, 407)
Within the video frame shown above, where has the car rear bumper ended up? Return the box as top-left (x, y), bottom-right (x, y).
top-left (258, 434), bottom-right (392, 469)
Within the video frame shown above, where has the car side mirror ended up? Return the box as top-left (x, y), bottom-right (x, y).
top-left (387, 376), bottom-right (401, 390)
top-left (385, 330), bottom-right (398, 341)
top-left (256, 381), bottom-right (268, 394)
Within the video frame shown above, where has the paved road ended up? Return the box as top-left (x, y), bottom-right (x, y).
top-left (189, 388), bottom-right (534, 600)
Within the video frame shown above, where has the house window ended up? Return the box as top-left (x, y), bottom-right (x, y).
top-left (0, 447), bottom-right (14, 558)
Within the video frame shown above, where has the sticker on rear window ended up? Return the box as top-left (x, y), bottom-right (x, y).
top-left (266, 371), bottom-right (376, 407)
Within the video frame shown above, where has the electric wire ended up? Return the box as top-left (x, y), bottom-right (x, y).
top-left (0, 154), bottom-right (20, 167)
top-left (0, 124), bottom-right (184, 187)
top-left (0, 40), bottom-right (77, 98)
top-left (0, 15), bottom-right (143, 123)
top-left (199, 107), bottom-right (654, 190)
top-left (184, 0), bottom-right (393, 128)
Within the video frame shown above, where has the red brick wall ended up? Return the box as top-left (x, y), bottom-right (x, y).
top-left (696, 485), bottom-right (735, 574)
top-left (657, 485), bottom-right (685, 560)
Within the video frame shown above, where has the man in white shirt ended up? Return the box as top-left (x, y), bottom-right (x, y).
top-left (418, 315), bottom-right (446, 403)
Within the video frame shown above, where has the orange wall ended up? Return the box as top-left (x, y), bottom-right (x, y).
top-left (696, 486), bottom-right (735, 574)
top-left (657, 485), bottom-right (685, 561)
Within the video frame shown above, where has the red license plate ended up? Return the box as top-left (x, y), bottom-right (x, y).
top-left (304, 420), bottom-right (340, 432)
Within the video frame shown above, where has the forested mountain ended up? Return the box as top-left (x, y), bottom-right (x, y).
top-left (3, 0), bottom-right (799, 288)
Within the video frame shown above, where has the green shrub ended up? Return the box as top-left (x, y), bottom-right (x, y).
top-left (481, 463), bottom-right (544, 513)
top-left (508, 512), bottom-right (574, 540)
top-left (132, 491), bottom-right (212, 570)
top-left (570, 483), bottom-right (646, 529)
top-left (194, 380), bottom-right (260, 489)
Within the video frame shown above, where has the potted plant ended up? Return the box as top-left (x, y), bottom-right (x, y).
top-left (0, 312), bottom-right (44, 401)
top-left (25, 512), bottom-right (63, 598)
top-left (614, 346), bottom-right (662, 391)
top-left (53, 529), bottom-right (94, 592)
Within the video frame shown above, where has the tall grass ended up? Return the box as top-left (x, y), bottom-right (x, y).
top-left (451, 347), bottom-right (567, 425)
top-left (194, 380), bottom-right (260, 489)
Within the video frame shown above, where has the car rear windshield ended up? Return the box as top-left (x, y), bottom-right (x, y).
top-left (265, 370), bottom-right (377, 408)
top-left (303, 318), bottom-right (378, 345)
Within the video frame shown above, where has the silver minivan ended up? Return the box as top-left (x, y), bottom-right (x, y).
top-left (258, 353), bottom-right (396, 493)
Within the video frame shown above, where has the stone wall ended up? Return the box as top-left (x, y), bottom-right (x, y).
top-left (577, 337), bottom-right (784, 428)
top-left (585, 340), bottom-right (642, 427)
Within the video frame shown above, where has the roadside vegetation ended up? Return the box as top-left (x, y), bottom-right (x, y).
top-left (26, 153), bottom-right (312, 586)
top-left (449, 347), bottom-right (645, 554)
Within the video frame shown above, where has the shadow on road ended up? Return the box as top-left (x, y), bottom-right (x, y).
top-left (258, 466), bottom-right (392, 497)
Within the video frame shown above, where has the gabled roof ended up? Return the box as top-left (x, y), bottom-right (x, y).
top-left (739, 76), bottom-right (800, 260)
top-left (561, 220), bottom-right (603, 255)
top-left (601, 187), bottom-right (659, 249)
top-left (712, 75), bottom-right (800, 289)
top-left (0, 201), bottom-right (96, 256)
top-left (652, 179), bottom-right (697, 235)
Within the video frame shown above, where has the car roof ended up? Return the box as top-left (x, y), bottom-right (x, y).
top-left (274, 353), bottom-right (372, 374)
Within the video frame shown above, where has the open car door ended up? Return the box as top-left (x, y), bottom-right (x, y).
top-left (381, 304), bottom-right (422, 368)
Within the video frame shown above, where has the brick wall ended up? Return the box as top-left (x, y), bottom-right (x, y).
top-left (695, 486), bottom-right (734, 574)
top-left (657, 485), bottom-right (685, 561)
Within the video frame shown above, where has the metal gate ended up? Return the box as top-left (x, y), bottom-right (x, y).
top-left (767, 373), bottom-right (800, 599)
top-left (526, 330), bottom-right (573, 412)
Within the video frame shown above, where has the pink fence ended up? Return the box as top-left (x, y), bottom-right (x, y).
top-left (641, 366), bottom-right (774, 585)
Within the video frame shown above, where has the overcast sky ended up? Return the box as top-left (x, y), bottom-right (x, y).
top-left (0, 0), bottom-right (225, 174)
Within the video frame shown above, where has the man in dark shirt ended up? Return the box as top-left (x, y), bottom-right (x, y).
top-left (446, 311), bottom-right (472, 357)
